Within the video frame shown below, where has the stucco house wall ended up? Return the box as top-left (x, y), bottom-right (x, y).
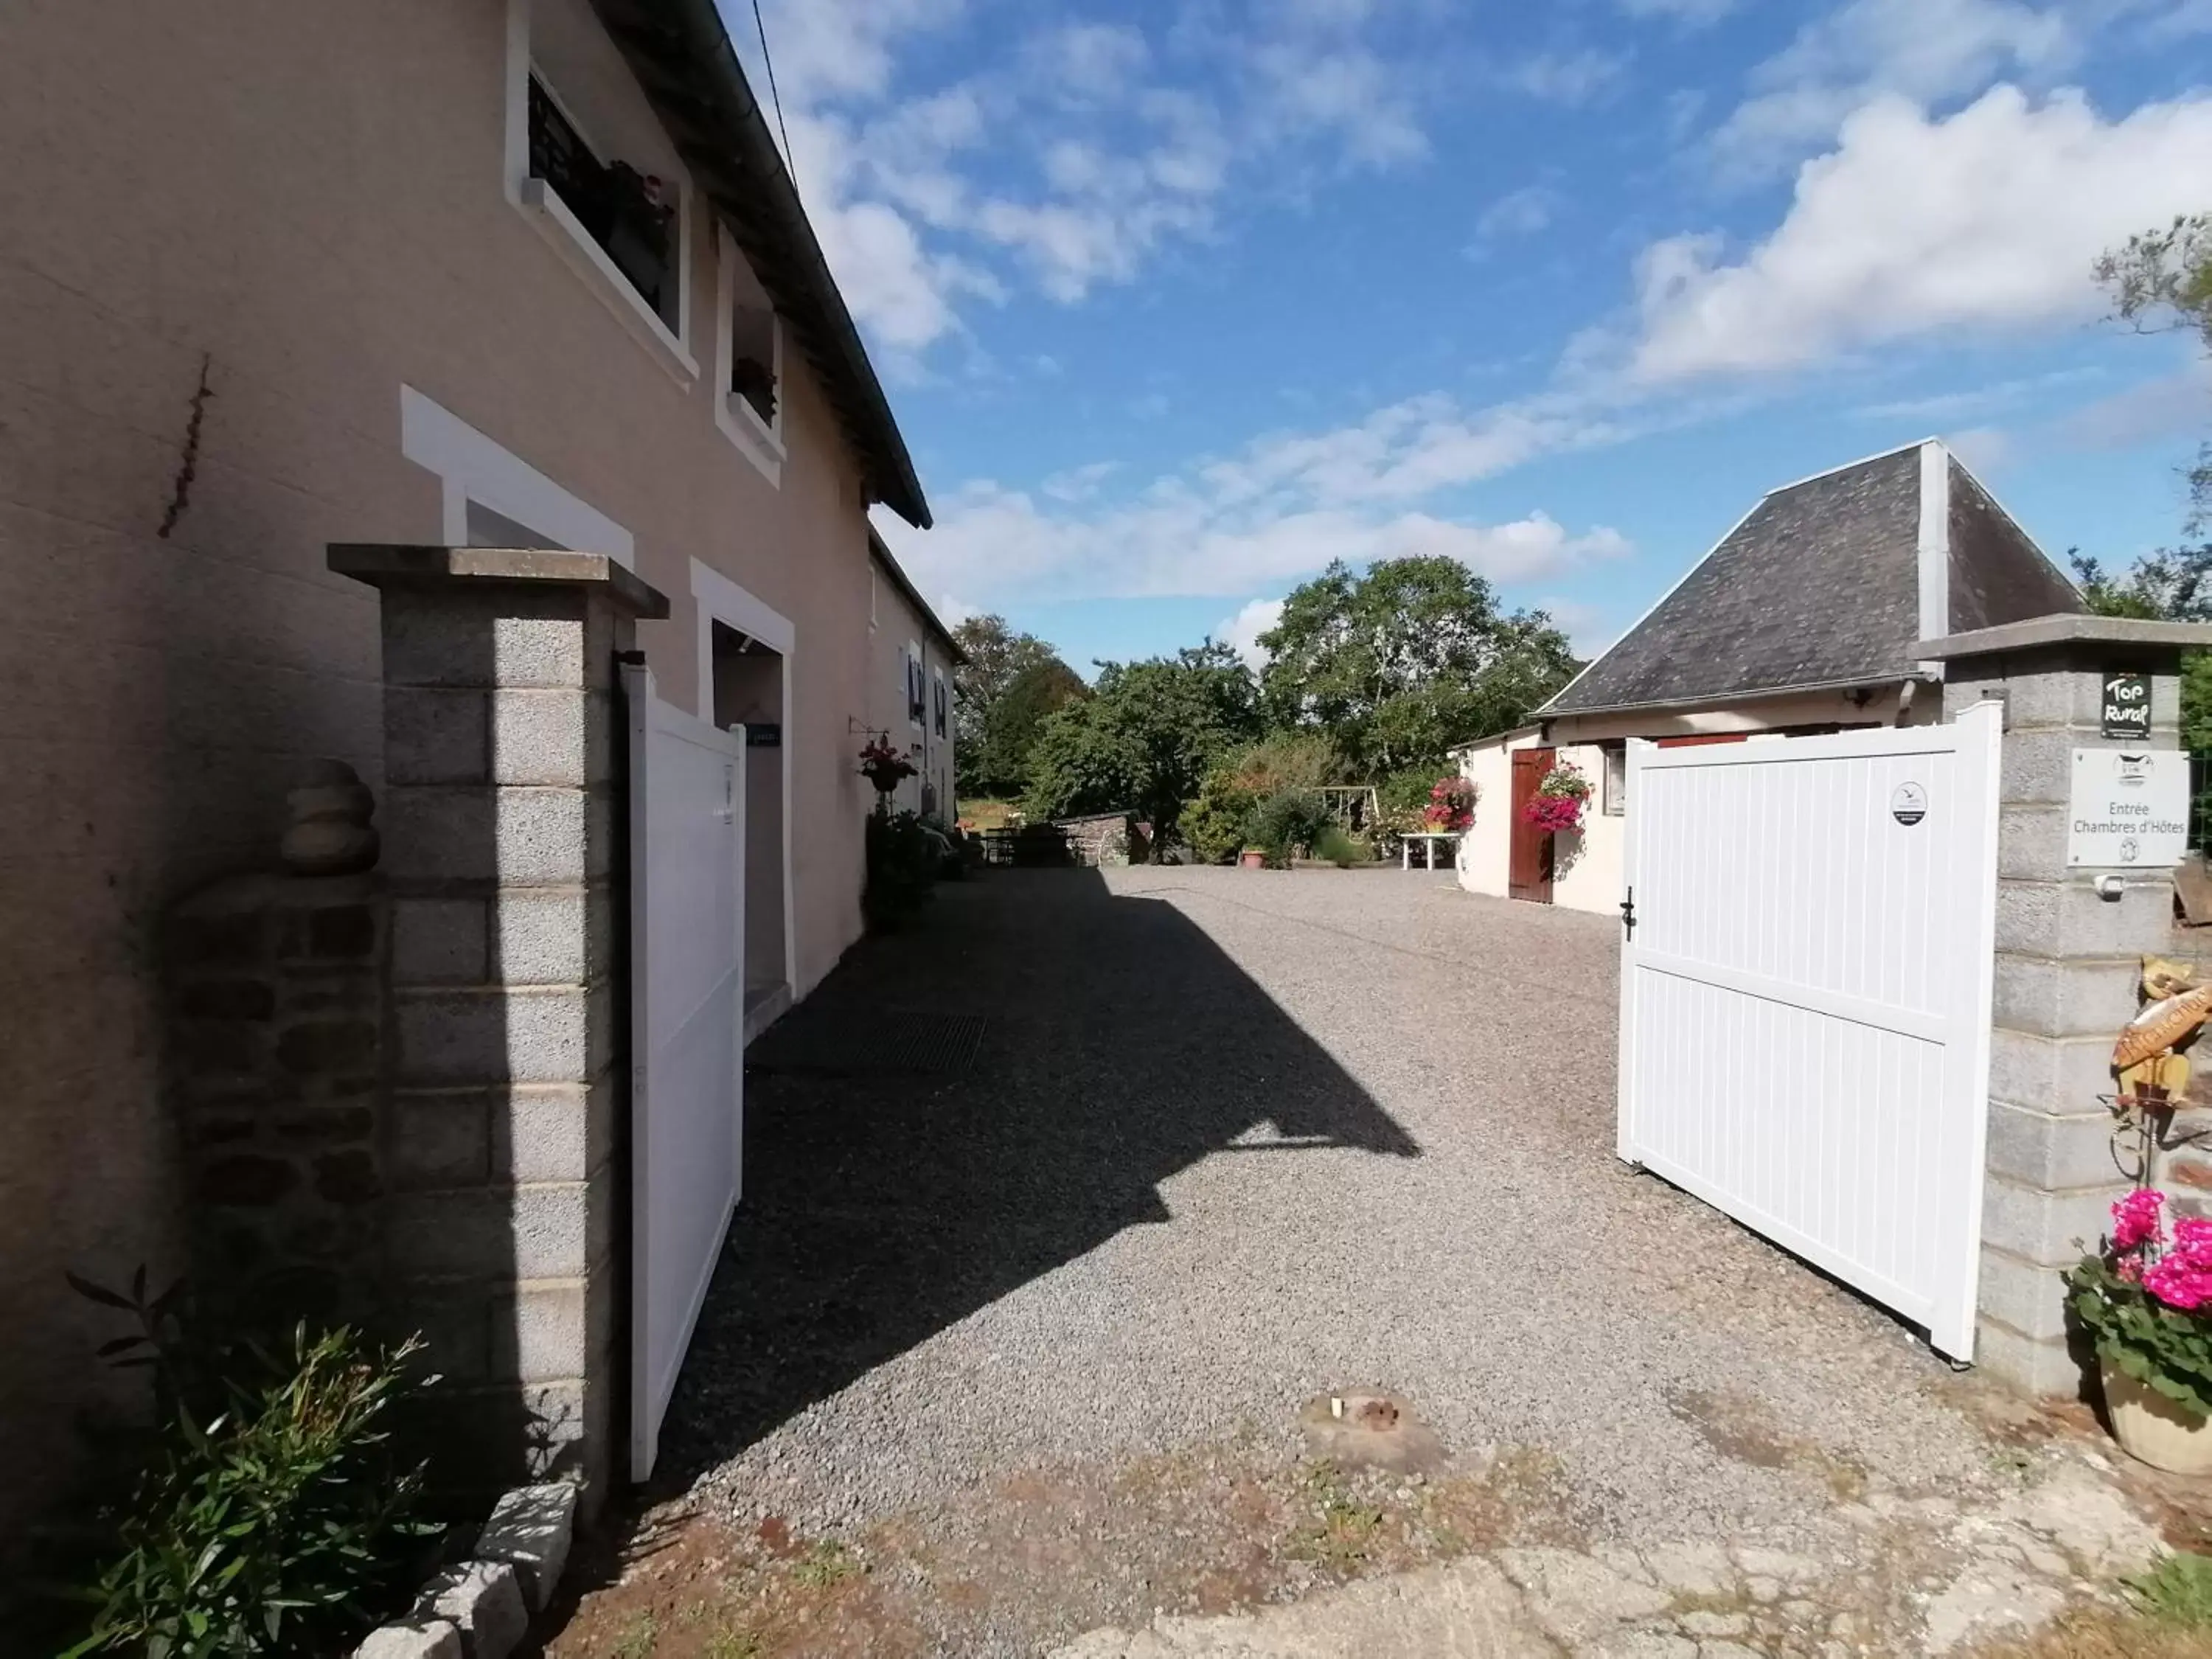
top-left (1455, 734), bottom-right (1624, 917)
top-left (867, 551), bottom-right (959, 821)
top-left (0, 0), bottom-right (920, 1543)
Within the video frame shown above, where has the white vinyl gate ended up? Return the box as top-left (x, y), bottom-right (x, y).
top-left (1617, 704), bottom-right (2001, 1359)
top-left (623, 663), bottom-right (745, 1479)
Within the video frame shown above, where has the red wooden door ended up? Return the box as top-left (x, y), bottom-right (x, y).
top-left (1508, 746), bottom-right (1555, 903)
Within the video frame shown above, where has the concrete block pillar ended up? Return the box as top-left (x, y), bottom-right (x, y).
top-left (1922, 614), bottom-right (2212, 1394)
top-left (330, 545), bottom-right (668, 1508)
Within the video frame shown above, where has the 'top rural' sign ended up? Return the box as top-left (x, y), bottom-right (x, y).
top-left (2067, 748), bottom-right (2189, 869)
top-left (2102, 669), bottom-right (2152, 739)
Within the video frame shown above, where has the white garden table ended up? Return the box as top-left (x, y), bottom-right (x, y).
top-left (1400, 831), bottom-right (1461, 871)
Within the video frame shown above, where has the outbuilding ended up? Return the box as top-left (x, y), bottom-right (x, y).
top-left (1454, 438), bottom-right (2084, 911)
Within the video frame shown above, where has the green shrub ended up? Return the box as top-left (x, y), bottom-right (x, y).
top-left (1228, 732), bottom-right (1342, 796)
top-left (864, 808), bottom-right (940, 931)
top-left (63, 1276), bottom-right (438, 1658)
top-left (1182, 770), bottom-right (1259, 864)
top-left (1249, 790), bottom-right (1332, 862)
top-left (1312, 824), bottom-right (1366, 867)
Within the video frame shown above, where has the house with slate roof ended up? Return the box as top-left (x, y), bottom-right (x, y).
top-left (1455, 438), bottom-right (2084, 913)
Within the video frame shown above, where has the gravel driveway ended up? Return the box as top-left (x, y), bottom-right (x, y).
top-left (660, 863), bottom-right (2009, 1559)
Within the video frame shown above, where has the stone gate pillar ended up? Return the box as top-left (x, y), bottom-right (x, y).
top-left (330, 545), bottom-right (667, 1509)
top-left (1923, 614), bottom-right (2212, 1394)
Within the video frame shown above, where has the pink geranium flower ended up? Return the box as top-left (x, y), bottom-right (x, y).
top-left (2113, 1189), bottom-right (2166, 1252)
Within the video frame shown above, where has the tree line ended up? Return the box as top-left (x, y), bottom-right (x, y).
top-left (952, 556), bottom-right (1580, 859)
top-left (2073, 213), bottom-right (2211, 745)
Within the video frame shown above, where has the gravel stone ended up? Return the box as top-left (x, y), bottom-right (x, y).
top-left (669, 869), bottom-right (2008, 1551)
top-left (1678, 1610), bottom-right (1750, 1637)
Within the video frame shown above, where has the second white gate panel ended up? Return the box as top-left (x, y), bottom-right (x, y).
top-left (1618, 705), bottom-right (2001, 1358)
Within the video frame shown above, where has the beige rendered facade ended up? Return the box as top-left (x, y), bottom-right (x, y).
top-left (869, 535), bottom-right (963, 821)
top-left (0, 0), bottom-right (934, 1544)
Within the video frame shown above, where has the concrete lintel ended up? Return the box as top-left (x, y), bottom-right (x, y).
top-left (1914, 611), bottom-right (2212, 660)
top-left (329, 544), bottom-right (671, 619)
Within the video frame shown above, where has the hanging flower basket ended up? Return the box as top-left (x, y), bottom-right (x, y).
top-left (1522, 759), bottom-right (1591, 835)
top-left (858, 737), bottom-right (917, 809)
top-left (1424, 776), bottom-right (1476, 832)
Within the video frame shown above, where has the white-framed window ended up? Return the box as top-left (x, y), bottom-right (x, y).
top-left (1603, 743), bottom-right (1627, 815)
top-left (906, 643), bottom-right (926, 729)
top-left (714, 226), bottom-right (785, 484)
top-left (503, 0), bottom-right (697, 382)
top-left (933, 666), bottom-right (948, 740)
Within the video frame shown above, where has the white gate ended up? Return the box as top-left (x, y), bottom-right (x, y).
top-left (1617, 703), bottom-right (2001, 1358)
top-left (623, 663), bottom-right (745, 1479)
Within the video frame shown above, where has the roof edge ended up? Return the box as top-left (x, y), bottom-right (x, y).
top-left (1766, 436), bottom-right (1937, 500)
top-left (594, 0), bottom-right (931, 528)
top-left (870, 529), bottom-right (967, 663)
top-left (1449, 723), bottom-right (1543, 754)
top-left (1542, 670), bottom-right (1930, 722)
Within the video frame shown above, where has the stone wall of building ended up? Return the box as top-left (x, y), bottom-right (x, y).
top-left (166, 873), bottom-right (389, 1324)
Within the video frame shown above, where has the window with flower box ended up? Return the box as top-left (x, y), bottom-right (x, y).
top-left (527, 76), bottom-right (680, 335)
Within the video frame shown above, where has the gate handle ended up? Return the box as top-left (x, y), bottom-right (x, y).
top-left (1619, 886), bottom-right (1636, 939)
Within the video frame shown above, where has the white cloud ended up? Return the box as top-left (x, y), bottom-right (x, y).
top-left (741, 0), bottom-right (1445, 354)
top-left (1852, 367), bottom-right (2102, 422)
top-left (882, 486), bottom-right (1631, 606)
top-left (2060, 357), bottom-right (2212, 448)
top-left (1944, 425), bottom-right (2014, 475)
top-left (1040, 461), bottom-right (1121, 502)
top-left (1630, 86), bottom-right (2212, 384)
top-left (1218, 597), bottom-right (1287, 668)
top-left (874, 386), bottom-right (1632, 608)
top-left (1705, 0), bottom-right (2084, 181)
top-left (1514, 49), bottom-right (1631, 108)
top-left (1472, 184), bottom-right (1562, 246)
top-left (1618, 0), bottom-right (1738, 22)
top-left (1530, 597), bottom-right (1615, 656)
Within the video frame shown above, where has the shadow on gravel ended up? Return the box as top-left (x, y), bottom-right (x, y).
top-left (650, 866), bottom-right (1420, 1493)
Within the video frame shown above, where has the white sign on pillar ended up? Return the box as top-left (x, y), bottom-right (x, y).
top-left (2066, 748), bottom-right (2190, 868)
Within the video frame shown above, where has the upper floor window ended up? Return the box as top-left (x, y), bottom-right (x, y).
top-left (528, 77), bottom-right (678, 335)
top-left (933, 669), bottom-right (948, 740)
top-left (716, 227), bottom-right (785, 483)
top-left (730, 305), bottom-right (779, 430)
top-left (906, 647), bottom-right (927, 728)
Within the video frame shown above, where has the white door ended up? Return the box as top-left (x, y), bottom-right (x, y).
top-left (623, 663), bottom-right (745, 1479)
top-left (1617, 704), bottom-right (2001, 1359)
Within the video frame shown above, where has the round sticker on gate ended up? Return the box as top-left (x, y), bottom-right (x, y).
top-left (1891, 782), bottom-right (1927, 827)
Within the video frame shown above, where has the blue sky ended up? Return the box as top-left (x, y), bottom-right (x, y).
top-left (726, 0), bottom-right (2212, 673)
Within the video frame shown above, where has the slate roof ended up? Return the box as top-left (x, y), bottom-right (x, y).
top-left (1540, 442), bottom-right (2081, 717)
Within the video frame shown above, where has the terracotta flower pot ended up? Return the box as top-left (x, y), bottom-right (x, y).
top-left (2102, 1361), bottom-right (2212, 1473)
top-left (1238, 849), bottom-right (1267, 869)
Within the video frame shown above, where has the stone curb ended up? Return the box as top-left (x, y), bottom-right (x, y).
top-left (353, 1480), bottom-right (578, 1659)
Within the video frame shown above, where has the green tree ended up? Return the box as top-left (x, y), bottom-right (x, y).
top-left (2084, 212), bottom-right (2212, 749)
top-left (1022, 641), bottom-right (1261, 855)
top-left (973, 657), bottom-right (1088, 796)
top-left (951, 614), bottom-right (1064, 796)
top-left (1258, 557), bottom-right (1578, 776)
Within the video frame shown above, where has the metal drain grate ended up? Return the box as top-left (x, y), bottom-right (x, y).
top-left (748, 1011), bottom-right (989, 1077)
